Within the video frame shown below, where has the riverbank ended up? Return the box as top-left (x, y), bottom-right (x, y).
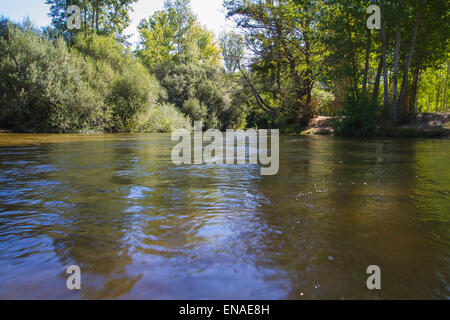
top-left (300, 113), bottom-right (450, 138)
top-left (2, 113), bottom-right (449, 139)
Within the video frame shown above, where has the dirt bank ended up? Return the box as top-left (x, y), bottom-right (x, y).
top-left (301, 113), bottom-right (450, 138)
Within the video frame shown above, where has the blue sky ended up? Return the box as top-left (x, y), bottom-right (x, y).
top-left (1, 0), bottom-right (233, 44)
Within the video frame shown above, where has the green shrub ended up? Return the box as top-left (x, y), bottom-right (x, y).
top-left (152, 62), bottom-right (245, 130)
top-left (0, 24), bottom-right (109, 132)
top-left (72, 34), bottom-right (134, 73)
top-left (108, 64), bottom-right (161, 132)
top-left (0, 26), bottom-right (190, 133)
top-left (331, 95), bottom-right (379, 137)
top-left (182, 98), bottom-right (207, 122)
top-left (145, 104), bottom-right (192, 133)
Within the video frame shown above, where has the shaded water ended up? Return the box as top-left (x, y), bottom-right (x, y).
top-left (0, 134), bottom-right (448, 299)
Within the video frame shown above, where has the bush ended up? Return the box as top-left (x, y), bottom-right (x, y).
top-left (331, 95), bottom-right (379, 137)
top-left (145, 104), bottom-right (192, 133)
top-left (182, 98), bottom-right (207, 122)
top-left (0, 25), bottom-right (190, 133)
top-left (108, 64), bottom-right (161, 132)
top-left (73, 34), bottom-right (168, 133)
top-left (151, 62), bottom-right (245, 130)
top-left (0, 24), bottom-right (109, 132)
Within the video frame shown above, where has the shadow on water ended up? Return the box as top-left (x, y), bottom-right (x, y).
top-left (0, 134), bottom-right (448, 299)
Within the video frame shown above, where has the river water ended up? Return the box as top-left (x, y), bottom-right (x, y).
top-left (0, 134), bottom-right (448, 299)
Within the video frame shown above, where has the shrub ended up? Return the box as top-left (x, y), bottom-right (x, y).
top-left (0, 26), bottom-right (190, 133)
top-left (108, 64), bottom-right (162, 132)
top-left (151, 62), bottom-right (245, 130)
top-left (182, 98), bottom-right (207, 122)
top-left (331, 95), bottom-right (379, 137)
top-left (0, 24), bottom-right (109, 132)
top-left (145, 104), bottom-right (192, 133)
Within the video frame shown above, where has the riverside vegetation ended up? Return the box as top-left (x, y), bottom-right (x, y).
top-left (0, 0), bottom-right (448, 136)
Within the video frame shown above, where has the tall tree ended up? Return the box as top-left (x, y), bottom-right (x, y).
top-left (380, 0), bottom-right (390, 112)
top-left (46, 0), bottom-right (137, 41)
top-left (219, 32), bottom-right (245, 75)
top-left (392, 0), bottom-right (403, 119)
top-left (137, 0), bottom-right (221, 67)
top-left (397, 0), bottom-right (425, 115)
top-left (224, 0), bottom-right (327, 125)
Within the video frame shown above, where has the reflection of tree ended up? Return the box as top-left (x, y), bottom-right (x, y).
top-left (44, 138), bottom-right (143, 299)
top-left (321, 138), bottom-right (448, 299)
top-left (245, 137), bottom-right (449, 299)
top-left (408, 140), bottom-right (450, 299)
top-left (4, 135), bottom-right (447, 299)
top-left (411, 140), bottom-right (450, 236)
top-left (44, 134), bottom-right (270, 298)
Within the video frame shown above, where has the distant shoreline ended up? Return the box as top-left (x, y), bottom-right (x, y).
top-left (1, 113), bottom-right (449, 139)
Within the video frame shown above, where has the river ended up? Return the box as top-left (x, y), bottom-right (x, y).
top-left (0, 134), bottom-right (448, 299)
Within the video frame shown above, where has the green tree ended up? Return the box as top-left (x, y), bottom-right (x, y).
top-left (224, 0), bottom-right (328, 125)
top-left (45, 0), bottom-right (137, 41)
top-left (137, 0), bottom-right (221, 67)
top-left (219, 31), bottom-right (245, 75)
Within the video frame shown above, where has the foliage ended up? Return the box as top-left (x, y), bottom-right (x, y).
top-left (45, 0), bottom-right (137, 42)
top-left (331, 95), bottom-right (379, 137)
top-left (219, 32), bottom-right (245, 75)
top-left (152, 62), bottom-right (245, 130)
top-left (0, 22), bottom-right (190, 133)
top-left (2, 0), bottom-right (449, 136)
top-left (416, 64), bottom-right (449, 113)
top-left (137, 0), bottom-right (221, 67)
top-left (312, 84), bottom-right (336, 116)
top-left (0, 23), bottom-right (109, 132)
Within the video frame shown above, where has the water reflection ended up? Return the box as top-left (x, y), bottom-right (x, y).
top-left (0, 134), bottom-right (448, 299)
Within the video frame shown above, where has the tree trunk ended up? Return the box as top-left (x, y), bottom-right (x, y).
top-left (362, 29), bottom-right (371, 94)
top-left (414, 73), bottom-right (420, 113)
top-left (346, 13), bottom-right (358, 99)
top-left (95, 8), bottom-right (99, 33)
top-left (92, 7), bottom-right (95, 29)
top-left (276, 61), bottom-right (281, 96)
top-left (83, 1), bottom-right (87, 38)
top-left (238, 65), bottom-right (278, 116)
top-left (380, 0), bottom-right (389, 112)
top-left (442, 62), bottom-right (449, 112)
top-left (409, 70), bottom-right (419, 113)
top-left (372, 55), bottom-right (383, 103)
top-left (436, 74), bottom-right (442, 112)
top-left (397, 0), bottom-right (424, 116)
top-left (302, 37), bottom-right (314, 123)
top-left (392, 3), bottom-right (402, 119)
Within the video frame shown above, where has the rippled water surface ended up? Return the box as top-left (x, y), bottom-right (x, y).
top-left (0, 134), bottom-right (448, 299)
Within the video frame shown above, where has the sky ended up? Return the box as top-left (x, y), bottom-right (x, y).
top-left (1, 0), bottom-right (234, 45)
